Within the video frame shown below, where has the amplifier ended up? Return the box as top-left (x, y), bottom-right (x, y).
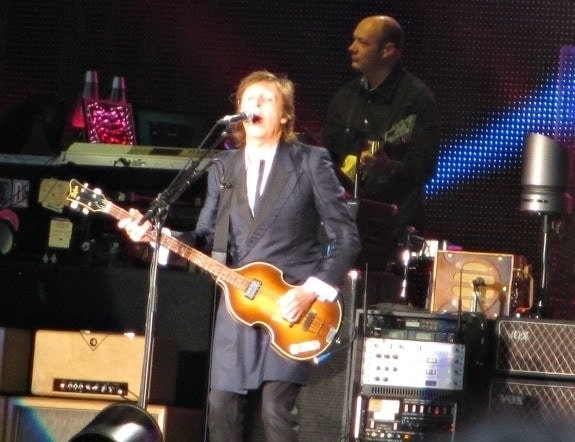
top-left (353, 394), bottom-right (457, 441)
top-left (495, 317), bottom-right (575, 379)
top-left (455, 377), bottom-right (575, 440)
top-left (360, 338), bottom-right (465, 393)
top-left (489, 377), bottom-right (575, 424)
top-left (31, 330), bottom-right (178, 403)
top-left (361, 308), bottom-right (477, 343)
top-left (430, 250), bottom-right (531, 318)
top-left (358, 309), bottom-right (487, 394)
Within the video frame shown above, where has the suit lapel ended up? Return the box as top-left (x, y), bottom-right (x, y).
top-left (232, 152), bottom-right (253, 225)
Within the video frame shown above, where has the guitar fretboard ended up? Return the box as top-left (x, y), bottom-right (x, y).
top-left (105, 203), bottom-right (252, 293)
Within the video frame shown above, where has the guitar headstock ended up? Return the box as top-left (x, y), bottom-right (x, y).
top-left (384, 114), bottom-right (416, 144)
top-left (66, 179), bottom-right (109, 215)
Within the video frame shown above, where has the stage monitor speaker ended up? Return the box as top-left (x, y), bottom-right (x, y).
top-left (0, 328), bottom-right (32, 394)
top-left (31, 330), bottom-right (178, 403)
top-left (457, 377), bottom-right (575, 441)
top-left (245, 270), bottom-right (360, 442)
top-left (4, 396), bottom-right (204, 442)
top-left (495, 317), bottom-right (575, 379)
top-left (70, 402), bottom-right (162, 441)
top-left (489, 377), bottom-right (575, 425)
top-left (430, 250), bottom-right (529, 319)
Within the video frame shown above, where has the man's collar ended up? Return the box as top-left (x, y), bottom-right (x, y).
top-left (244, 143), bottom-right (278, 165)
top-left (360, 63), bottom-right (405, 97)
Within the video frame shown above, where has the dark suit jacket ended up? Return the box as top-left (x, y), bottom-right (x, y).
top-left (194, 141), bottom-right (360, 393)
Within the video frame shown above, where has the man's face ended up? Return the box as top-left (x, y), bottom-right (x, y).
top-left (348, 19), bottom-right (384, 74)
top-left (239, 81), bottom-right (285, 143)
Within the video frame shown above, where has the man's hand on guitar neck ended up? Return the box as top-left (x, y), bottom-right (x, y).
top-left (118, 208), bottom-right (172, 265)
top-left (118, 208), bottom-right (152, 243)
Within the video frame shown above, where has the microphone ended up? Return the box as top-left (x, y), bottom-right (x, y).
top-left (217, 111), bottom-right (254, 125)
top-left (472, 277), bottom-right (485, 289)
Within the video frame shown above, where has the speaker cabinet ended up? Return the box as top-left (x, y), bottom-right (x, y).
top-left (245, 271), bottom-right (359, 442)
top-left (0, 328), bottom-right (32, 394)
top-left (489, 378), bottom-right (575, 420)
top-left (4, 396), bottom-right (204, 442)
top-left (456, 377), bottom-right (575, 440)
top-left (495, 317), bottom-right (575, 379)
top-left (488, 377), bottom-right (575, 424)
top-left (430, 250), bottom-right (528, 318)
top-left (296, 271), bottom-right (360, 441)
top-left (0, 262), bottom-right (215, 353)
top-left (0, 396), bottom-right (9, 440)
top-left (31, 330), bottom-right (178, 403)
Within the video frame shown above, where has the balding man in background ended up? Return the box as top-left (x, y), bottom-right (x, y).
top-left (321, 15), bottom-right (441, 253)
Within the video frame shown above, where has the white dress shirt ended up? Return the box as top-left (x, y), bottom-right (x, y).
top-left (244, 145), bottom-right (277, 214)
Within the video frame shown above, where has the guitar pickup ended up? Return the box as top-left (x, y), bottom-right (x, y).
top-left (245, 279), bottom-right (262, 300)
top-left (302, 311), bottom-right (317, 331)
top-left (289, 340), bottom-right (321, 355)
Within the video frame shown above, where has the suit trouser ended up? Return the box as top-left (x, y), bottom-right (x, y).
top-left (208, 381), bottom-right (300, 442)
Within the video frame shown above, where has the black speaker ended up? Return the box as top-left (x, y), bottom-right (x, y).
top-left (455, 376), bottom-right (575, 441)
top-left (495, 317), bottom-right (575, 379)
top-left (488, 376), bottom-right (575, 421)
top-left (0, 328), bottom-right (32, 395)
top-left (0, 395), bottom-right (9, 439)
top-left (0, 262), bottom-right (215, 352)
top-left (70, 402), bottom-right (162, 442)
top-left (296, 271), bottom-right (360, 442)
top-left (246, 271), bottom-right (360, 442)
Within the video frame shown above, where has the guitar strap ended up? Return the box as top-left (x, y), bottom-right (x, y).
top-left (211, 151), bottom-right (239, 265)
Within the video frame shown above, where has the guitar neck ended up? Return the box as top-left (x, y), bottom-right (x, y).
top-left (104, 202), bottom-right (242, 288)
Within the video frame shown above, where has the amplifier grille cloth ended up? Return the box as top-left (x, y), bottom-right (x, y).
top-left (496, 319), bottom-right (575, 378)
top-left (489, 378), bottom-right (575, 423)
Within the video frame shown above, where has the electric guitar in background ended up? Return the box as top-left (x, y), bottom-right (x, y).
top-left (65, 179), bottom-right (342, 362)
top-left (340, 114), bottom-right (416, 182)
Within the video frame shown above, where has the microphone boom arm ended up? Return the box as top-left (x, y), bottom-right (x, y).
top-left (140, 120), bottom-right (230, 224)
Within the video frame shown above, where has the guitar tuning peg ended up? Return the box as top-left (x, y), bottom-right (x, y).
top-left (82, 208), bottom-right (89, 215)
top-left (70, 201), bottom-right (78, 210)
top-left (94, 188), bottom-right (102, 194)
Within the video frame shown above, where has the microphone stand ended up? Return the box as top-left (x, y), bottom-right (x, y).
top-left (345, 131), bottom-right (365, 220)
top-left (137, 119), bottom-right (232, 409)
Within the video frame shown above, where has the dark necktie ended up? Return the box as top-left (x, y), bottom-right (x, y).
top-left (254, 160), bottom-right (265, 213)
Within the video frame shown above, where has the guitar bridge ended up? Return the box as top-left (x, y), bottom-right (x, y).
top-left (326, 327), bottom-right (338, 343)
top-left (245, 279), bottom-right (262, 300)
